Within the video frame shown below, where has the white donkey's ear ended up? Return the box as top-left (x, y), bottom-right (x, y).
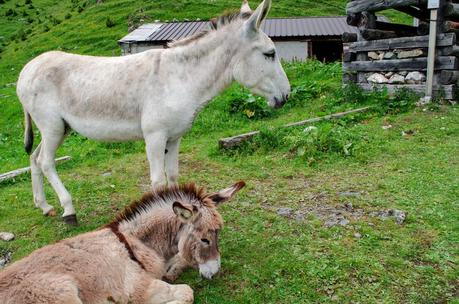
top-left (173, 201), bottom-right (194, 221)
top-left (244, 0), bottom-right (271, 34)
top-left (241, 0), bottom-right (252, 14)
top-left (208, 181), bottom-right (246, 205)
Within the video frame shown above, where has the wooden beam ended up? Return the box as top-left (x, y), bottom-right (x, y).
top-left (360, 29), bottom-right (399, 40)
top-left (342, 32), bottom-right (358, 43)
top-left (444, 3), bottom-right (459, 19)
top-left (439, 44), bottom-right (459, 55)
top-left (343, 56), bottom-right (459, 72)
top-left (0, 156), bottom-right (72, 183)
top-left (218, 107), bottom-right (372, 149)
top-left (439, 70), bottom-right (459, 84)
top-left (346, 0), bottom-right (427, 14)
top-left (357, 83), bottom-right (456, 99)
top-left (348, 33), bottom-right (456, 52)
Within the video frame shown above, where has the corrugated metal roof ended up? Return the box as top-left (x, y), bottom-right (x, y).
top-left (119, 16), bottom-right (361, 43)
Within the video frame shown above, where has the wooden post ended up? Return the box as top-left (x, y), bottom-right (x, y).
top-left (425, 1), bottom-right (439, 101)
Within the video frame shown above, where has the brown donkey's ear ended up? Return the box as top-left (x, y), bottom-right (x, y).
top-left (208, 181), bottom-right (246, 205)
top-left (173, 201), bottom-right (194, 221)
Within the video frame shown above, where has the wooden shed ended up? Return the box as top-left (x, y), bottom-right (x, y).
top-left (119, 16), bottom-right (360, 62)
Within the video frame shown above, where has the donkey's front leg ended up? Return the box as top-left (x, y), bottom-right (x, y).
top-left (136, 279), bottom-right (193, 304)
top-left (165, 137), bottom-right (181, 185)
top-left (145, 132), bottom-right (168, 188)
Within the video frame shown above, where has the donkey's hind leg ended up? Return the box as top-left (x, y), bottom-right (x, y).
top-left (37, 125), bottom-right (77, 225)
top-left (30, 143), bottom-right (55, 216)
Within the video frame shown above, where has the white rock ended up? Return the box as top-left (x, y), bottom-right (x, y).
top-left (397, 49), bottom-right (424, 59)
top-left (405, 71), bottom-right (426, 84)
top-left (383, 51), bottom-right (395, 59)
top-left (367, 73), bottom-right (388, 84)
top-left (385, 72), bottom-right (394, 78)
top-left (368, 51), bottom-right (380, 60)
top-left (0, 232), bottom-right (14, 241)
top-left (388, 74), bottom-right (405, 84)
top-left (399, 71), bottom-right (408, 76)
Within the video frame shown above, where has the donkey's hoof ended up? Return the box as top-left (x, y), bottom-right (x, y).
top-left (45, 209), bottom-right (57, 217)
top-left (62, 214), bottom-right (78, 226)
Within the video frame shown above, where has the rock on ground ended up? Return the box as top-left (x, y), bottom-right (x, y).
top-left (0, 232), bottom-right (14, 241)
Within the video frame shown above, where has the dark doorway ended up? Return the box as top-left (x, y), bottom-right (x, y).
top-left (310, 40), bottom-right (343, 62)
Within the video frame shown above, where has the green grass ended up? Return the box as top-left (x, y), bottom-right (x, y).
top-left (1, 1), bottom-right (458, 303)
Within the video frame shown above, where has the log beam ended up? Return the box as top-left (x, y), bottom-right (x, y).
top-left (347, 0), bottom-right (427, 14)
top-left (0, 156), bottom-right (72, 183)
top-left (348, 33), bottom-right (456, 52)
top-left (218, 108), bottom-right (372, 149)
top-left (343, 56), bottom-right (459, 72)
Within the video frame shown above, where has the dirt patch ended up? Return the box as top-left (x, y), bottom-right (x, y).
top-left (269, 202), bottom-right (406, 227)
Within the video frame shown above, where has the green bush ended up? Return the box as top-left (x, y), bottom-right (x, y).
top-left (5, 8), bottom-right (16, 16)
top-left (228, 90), bottom-right (273, 119)
top-left (105, 17), bottom-right (115, 27)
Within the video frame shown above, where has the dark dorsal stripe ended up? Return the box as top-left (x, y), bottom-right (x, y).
top-left (106, 222), bottom-right (146, 270)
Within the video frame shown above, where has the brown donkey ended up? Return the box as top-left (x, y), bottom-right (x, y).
top-left (0, 181), bottom-right (245, 304)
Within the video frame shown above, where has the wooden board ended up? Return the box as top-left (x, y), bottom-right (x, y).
top-left (0, 156), bottom-right (72, 183)
top-left (347, 0), bottom-right (427, 14)
top-left (357, 83), bottom-right (456, 99)
top-left (348, 33), bottom-right (456, 52)
top-left (343, 56), bottom-right (458, 72)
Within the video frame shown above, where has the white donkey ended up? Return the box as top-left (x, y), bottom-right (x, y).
top-left (16, 0), bottom-right (290, 225)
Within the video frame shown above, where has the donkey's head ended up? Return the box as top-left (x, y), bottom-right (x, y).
top-left (232, 0), bottom-right (291, 108)
top-left (172, 181), bottom-right (245, 279)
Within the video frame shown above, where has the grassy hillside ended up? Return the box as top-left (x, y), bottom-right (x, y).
top-left (1, 1), bottom-right (458, 303)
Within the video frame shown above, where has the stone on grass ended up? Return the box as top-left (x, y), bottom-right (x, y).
top-left (0, 232), bottom-right (14, 241)
top-left (338, 191), bottom-right (361, 197)
top-left (0, 251), bottom-right (12, 269)
top-left (393, 210), bottom-right (406, 224)
top-left (354, 232), bottom-right (362, 239)
top-left (277, 208), bottom-right (293, 217)
top-left (367, 73), bottom-right (388, 84)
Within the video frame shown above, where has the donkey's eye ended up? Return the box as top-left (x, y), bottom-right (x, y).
top-left (263, 50), bottom-right (275, 60)
top-left (201, 238), bottom-right (210, 245)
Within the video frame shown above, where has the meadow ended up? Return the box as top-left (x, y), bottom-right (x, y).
top-left (0, 0), bottom-right (458, 303)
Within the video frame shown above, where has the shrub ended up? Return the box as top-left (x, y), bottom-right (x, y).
top-left (5, 8), bottom-right (16, 16)
top-left (228, 90), bottom-right (273, 119)
top-left (105, 17), bottom-right (115, 28)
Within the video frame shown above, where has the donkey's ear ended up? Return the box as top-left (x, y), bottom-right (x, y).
top-left (173, 201), bottom-right (194, 221)
top-left (241, 0), bottom-right (252, 14)
top-left (208, 181), bottom-right (246, 205)
top-left (244, 0), bottom-right (271, 34)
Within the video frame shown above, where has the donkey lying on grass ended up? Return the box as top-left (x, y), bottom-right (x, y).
top-left (0, 181), bottom-right (245, 303)
top-left (16, 0), bottom-right (289, 225)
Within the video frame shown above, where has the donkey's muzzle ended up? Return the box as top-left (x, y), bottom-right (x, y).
top-left (199, 258), bottom-right (221, 279)
top-left (273, 94), bottom-right (289, 108)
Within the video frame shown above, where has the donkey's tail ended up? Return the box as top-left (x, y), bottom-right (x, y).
top-left (24, 110), bottom-right (34, 154)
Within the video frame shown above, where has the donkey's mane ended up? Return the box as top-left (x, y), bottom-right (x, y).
top-left (168, 9), bottom-right (252, 48)
top-left (107, 183), bottom-right (210, 225)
